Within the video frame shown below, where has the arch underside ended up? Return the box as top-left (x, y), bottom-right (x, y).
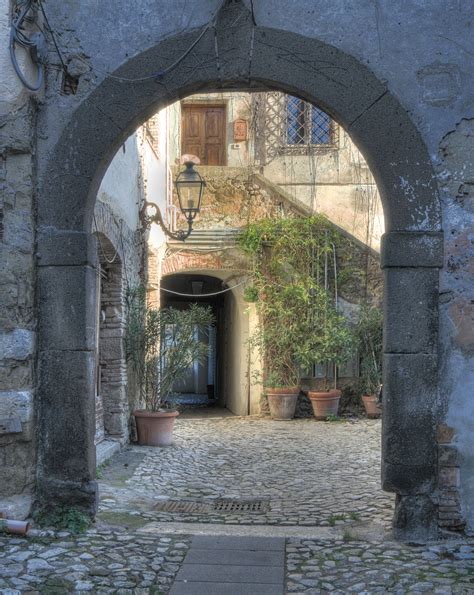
top-left (35, 0), bottom-right (443, 540)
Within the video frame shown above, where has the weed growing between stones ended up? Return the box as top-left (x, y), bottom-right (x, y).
top-left (34, 507), bottom-right (92, 533)
top-left (328, 513), bottom-right (347, 526)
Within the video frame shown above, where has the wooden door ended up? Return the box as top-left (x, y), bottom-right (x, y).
top-left (181, 105), bottom-right (226, 165)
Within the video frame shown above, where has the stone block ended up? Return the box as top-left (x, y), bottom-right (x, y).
top-left (348, 92), bottom-right (441, 233)
top-left (0, 329), bottom-right (35, 360)
top-left (438, 444), bottom-right (459, 466)
top-left (0, 440), bottom-right (35, 497)
top-left (38, 265), bottom-right (97, 351)
top-left (439, 467), bottom-right (460, 488)
top-left (383, 462), bottom-right (436, 495)
top-left (3, 208), bottom-right (34, 253)
top-left (381, 232), bottom-right (444, 268)
top-left (392, 494), bottom-right (438, 541)
top-left (0, 390), bottom-right (33, 423)
top-left (37, 350), bottom-right (96, 483)
top-left (251, 27), bottom-right (387, 127)
top-left (382, 354), bottom-right (438, 468)
top-left (437, 423), bottom-right (455, 444)
top-left (191, 536), bottom-right (285, 551)
top-left (384, 268), bottom-right (439, 354)
top-left (171, 583), bottom-right (283, 595)
top-left (35, 476), bottom-right (98, 517)
top-left (0, 361), bottom-right (33, 391)
top-left (37, 229), bottom-right (98, 267)
top-left (0, 417), bottom-right (22, 434)
top-left (175, 563), bottom-right (284, 584)
top-left (100, 336), bottom-right (124, 360)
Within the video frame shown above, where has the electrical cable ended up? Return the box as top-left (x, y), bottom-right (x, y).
top-left (38, 0), bottom-right (67, 73)
top-left (10, 0), bottom-right (45, 91)
top-left (160, 278), bottom-right (248, 298)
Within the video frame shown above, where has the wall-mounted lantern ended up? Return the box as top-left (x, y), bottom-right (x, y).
top-left (142, 158), bottom-right (206, 241)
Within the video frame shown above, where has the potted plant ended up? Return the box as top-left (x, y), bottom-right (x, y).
top-left (249, 284), bottom-right (303, 421)
top-left (126, 286), bottom-right (214, 445)
top-left (354, 302), bottom-right (383, 418)
top-left (296, 286), bottom-right (355, 419)
top-left (241, 215), bottom-right (352, 421)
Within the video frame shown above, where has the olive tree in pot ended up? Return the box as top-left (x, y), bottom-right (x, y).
top-left (297, 286), bottom-right (355, 420)
top-left (354, 303), bottom-right (383, 418)
top-left (126, 286), bottom-right (214, 445)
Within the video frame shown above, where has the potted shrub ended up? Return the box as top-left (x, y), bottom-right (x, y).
top-left (126, 286), bottom-right (214, 445)
top-left (296, 286), bottom-right (355, 419)
top-left (249, 284), bottom-right (303, 421)
top-left (241, 215), bottom-right (354, 421)
top-left (354, 302), bottom-right (383, 418)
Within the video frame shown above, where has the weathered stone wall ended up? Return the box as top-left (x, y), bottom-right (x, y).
top-left (1, 0), bottom-right (472, 537)
top-left (0, 3), bottom-right (38, 517)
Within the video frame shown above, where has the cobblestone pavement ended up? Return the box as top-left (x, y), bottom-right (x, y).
top-left (286, 537), bottom-right (474, 593)
top-left (98, 416), bottom-right (394, 527)
top-left (1, 528), bottom-right (474, 593)
top-left (3, 415), bottom-right (473, 593)
top-left (0, 530), bottom-right (190, 593)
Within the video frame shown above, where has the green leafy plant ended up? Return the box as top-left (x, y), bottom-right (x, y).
top-left (125, 286), bottom-right (215, 411)
top-left (34, 507), bottom-right (91, 534)
top-left (240, 215), bottom-right (355, 390)
top-left (354, 302), bottom-right (383, 395)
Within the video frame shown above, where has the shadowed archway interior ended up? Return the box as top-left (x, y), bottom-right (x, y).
top-left (35, 0), bottom-right (443, 540)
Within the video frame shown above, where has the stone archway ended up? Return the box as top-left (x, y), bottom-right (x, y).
top-left (35, 1), bottom-right (443, 539)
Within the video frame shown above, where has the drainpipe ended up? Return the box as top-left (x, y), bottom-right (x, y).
top-left (0, 519), bottom-right (30, 535)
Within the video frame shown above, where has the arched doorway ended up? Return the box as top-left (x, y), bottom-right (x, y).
top-left (160, 272), bottom-right (257, 416)
top-left (35, 1), bottom-right (442, 539)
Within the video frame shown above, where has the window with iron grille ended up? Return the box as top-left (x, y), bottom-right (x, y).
top-left (286, 95), bottom-right (333, 147)
top-left (253, 92), bottom-right (337, 165)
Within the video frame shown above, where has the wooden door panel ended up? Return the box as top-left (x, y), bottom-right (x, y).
top-left (206, 145), bottom-right (222, 166)
top-left (181, 105), bottom-right (226, 165)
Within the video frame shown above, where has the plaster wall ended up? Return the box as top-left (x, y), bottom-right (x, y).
top-left (167, 92), bottom-right (384, 249)
top-left (97, 135), bottom-right (142, 231)
top-left (223, 284), bottom-right (250, 416)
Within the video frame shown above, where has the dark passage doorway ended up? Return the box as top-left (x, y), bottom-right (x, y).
top-left (161, 274), bottom-right (228, 408)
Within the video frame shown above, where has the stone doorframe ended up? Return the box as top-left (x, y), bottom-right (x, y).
top-left (35, 2), bottom-right (443, 539)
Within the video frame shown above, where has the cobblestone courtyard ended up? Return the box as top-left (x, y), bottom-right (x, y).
top-left (2, 414), bottom-right (474, 593)
top-left (98, 415), bottom-right (394, 528)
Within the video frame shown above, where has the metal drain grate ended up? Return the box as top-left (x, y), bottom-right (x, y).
top-left (154, 499), bottom-right (269, 514)
top-left (213, 499), bottom-right (269, 513)
top-left (154, 500), bottom-right (212, 513)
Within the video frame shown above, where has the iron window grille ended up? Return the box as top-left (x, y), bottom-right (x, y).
top-left (254, 92), bottom-right (338, 164)
top-left (286, 95), bottom-right (335, 149)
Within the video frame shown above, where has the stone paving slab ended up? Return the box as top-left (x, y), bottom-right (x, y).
top-left (191, 535), bottom-right (286, 550)
top-left (175, 562), bottom-right (284, 583)
top-left (170, 581), bottom-right (284, 595)
top-left (185, 547), bottom-right (285, 566)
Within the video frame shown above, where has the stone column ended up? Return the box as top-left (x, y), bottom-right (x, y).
top-left (35, 229), bottom-right (99, 516)
top-left (381, 231), bottom-right (443, 540)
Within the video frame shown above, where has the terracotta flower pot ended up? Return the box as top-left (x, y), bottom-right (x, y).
top-left (134, 410), bottom-right (179, 446)
top-left (308, 389), bottom-right (341, 420)
top-left (266, 387), bottom-right (299, 421)
top-left (362, 394), bottom-right (381, 418)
